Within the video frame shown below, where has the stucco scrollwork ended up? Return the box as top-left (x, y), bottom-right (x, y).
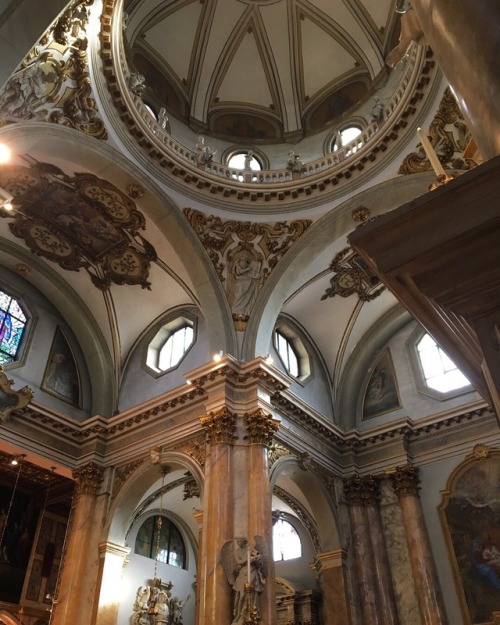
top-left (0, 365), bottom-right (34, 422)
top-left (321, 246), bottom-right (385, 302)
top-left (0, 0), bottom-right (106, 139)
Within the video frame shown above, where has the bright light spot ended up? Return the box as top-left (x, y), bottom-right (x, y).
top-left (0, 144), bottom-right (11, 163)
top-left (3, 202), bottom-right (13, 211)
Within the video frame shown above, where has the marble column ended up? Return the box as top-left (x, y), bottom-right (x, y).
top-left (93, 542), bottom-right (130, 625)
top-left (344, 476), bottom-right (383, 625)
top-left (390, 466), bottom-right (448, 625)
top-left (52, 462), bottom-right (104, 625)
top-left (411, 0), bottom-right (500, 159)
top-left (193, 509), bottom-right (204, 625)
top-left (200, 408), bottom-right (236, 625)
top-left (364, 487), bottom-right (400, 625)
top-left (245, 409), bottom-right (280, 625)
top-left (312, 549), bottom-right (351, 625)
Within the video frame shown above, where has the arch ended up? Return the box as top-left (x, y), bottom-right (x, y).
top-left (242, 172), bottom-right (436, 363)
top-left (0, 122), bottom-right (238, 364)
top-left (104, 451), bottom-right (204, 545)
top-left (270, 456), bottom-right (341, 553)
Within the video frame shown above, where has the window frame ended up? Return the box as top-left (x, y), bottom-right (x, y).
top-left (0, 286), bottom-right (33, 369)
top-left (272, 515), bottom-right (302, 562)
top-left (134, 514), bottom-right (187, 570)
top-left (273, 322), bottom-right (311, 383)
top-left (407, 327), bottom-right (474, 400)
top-left (144, 311), bottom-right (197, 378)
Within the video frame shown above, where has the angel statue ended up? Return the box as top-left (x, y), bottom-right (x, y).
top-left (221, 536), bottom-right (267, 625)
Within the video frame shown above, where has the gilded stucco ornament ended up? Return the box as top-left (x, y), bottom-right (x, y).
top-left (0, 0), bottom-right (107, 139)
top-left (389, 464), bottom-right (420, 497)
top-left (73, 461), bottom-right (104, 495)
top-left (184, 208), bottom-right (311, 328)
top-left (200, 408), bottom-right (237, 445)
top-left (244, 409), bottom-right (280, 446)
top-left (0, 366), bottom-right (33, 422)
top-left (321, 246), bottom-right (385, 302)
top-left (343, 474), bottom-right (379, 506)
top-left (172, 435), bottom-right (206, 468)
top-left (399, 87), bottom-right (477, 175)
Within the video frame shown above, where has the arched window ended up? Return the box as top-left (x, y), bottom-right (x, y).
top-left (332, 125), bottom-right (362, 151)
top-left (227, 151), bottom-right (262, 171)
top-left (0, 289), bottom-right (27, 364)
top-left (135, 515), bottom-right (187, 569)
top-left (146, 313), bottom-right (196, 376)
top-left (273, 517), bottom-right (302, 561)
top-left (416, 333), bottom-right (470, 393)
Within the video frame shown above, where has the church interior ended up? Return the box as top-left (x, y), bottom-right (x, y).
top-left (0, 1), bottom-right (499, 624)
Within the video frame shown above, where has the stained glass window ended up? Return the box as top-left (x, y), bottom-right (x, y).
top-left (0, 290), bottom-right (27, 363)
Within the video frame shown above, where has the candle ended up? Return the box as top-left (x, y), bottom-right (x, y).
top-left (417, 127), bottom-right (446, 178)
top-left (247, 546), bottom-right (251, 584)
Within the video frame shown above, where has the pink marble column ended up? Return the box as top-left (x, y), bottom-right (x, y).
top-left (245, 409), bottom-right (280, 625)
top-left (365, 490), bottom-right (400, 625)
top-left (200, 408), bottom-right (236, 625)
top-left (52, 462), bottom-right (104, 625)
top-left (390, 466), bottom-right (448, 625)
top-left (312, 550), bottom-right (352, 625)
top-left (344, 476), bottom-right (383, 625)
top-left (411, 0), bottom-right (500, 159)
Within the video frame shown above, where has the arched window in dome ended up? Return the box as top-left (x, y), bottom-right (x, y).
top-left (135, 515), bottom-right (187, 569)
top-left (416, 333), bottom-right (470, 394)
top-left (0, 289), bottom-right (28, 364)
top-left (145, 312), bottom-right (196, 377)
top-left (273, 517), bottom-right (302, 561)
top-left (227, 151), bottom-right (262, 171)
top-left (223, 147), bottom-right (268, 181)
top-left (331, 125), bottom-right (363, 152)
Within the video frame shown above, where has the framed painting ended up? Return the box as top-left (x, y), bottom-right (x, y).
top-left (439, 446), bottom-right (500, 624)
top-left (362, 348), bottom-right (401, 419)
top-left (41, 327), bottom-right (81, 407)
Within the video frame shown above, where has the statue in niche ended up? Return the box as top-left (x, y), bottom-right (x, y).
top-left (229, 249), bottom-right (263, 319)
top-left (221, 536), bottom-right (267, 625)
top-left (131, 579), bottom-right (188, 625)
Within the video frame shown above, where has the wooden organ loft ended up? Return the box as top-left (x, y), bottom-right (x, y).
top-left (350, 154), bottom-right (500, 420)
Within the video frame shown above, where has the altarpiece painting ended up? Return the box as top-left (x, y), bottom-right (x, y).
top-left (439, 446), bottom-right (500, 624)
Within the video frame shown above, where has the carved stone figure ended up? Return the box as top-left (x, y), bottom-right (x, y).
top-left (131, 580), bottom-right (188, 625)
top-left (194, 136), bottom-right (215, 166)
top-left (287, 151), bottom-right (304, 173)
top-left (158, 108), bottom-right (169, 131)
top-left (221, 536), bottom-right (267, 625)
top-left (230, 251), bottom-right (262, 317)
top-left (129, 72), bottom-right (146, 96)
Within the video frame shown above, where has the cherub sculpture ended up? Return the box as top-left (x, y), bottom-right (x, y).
top-left (221, 536), bottom-right (267, 625)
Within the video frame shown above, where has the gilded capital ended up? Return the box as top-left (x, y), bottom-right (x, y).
top-left (343, 475), bottom-right (379, 506)
top-left (200, 407), bottom-right (237, 445)
top-left (389, 465), bottom-right (420, 497)
top-left (73, 462), bottom-right (105, 496)
top-left (244, 409), bottom-right (280, 446)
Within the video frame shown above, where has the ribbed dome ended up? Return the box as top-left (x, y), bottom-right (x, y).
top-left (124, 0), bottom-right (399, 143)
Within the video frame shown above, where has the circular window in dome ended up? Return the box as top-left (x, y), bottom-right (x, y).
top-left (227, 151), bottom-right (262, 171)
top-left (332, 125), bottom-right (363, 151)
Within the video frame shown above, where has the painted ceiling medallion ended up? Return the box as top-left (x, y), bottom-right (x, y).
top-left (321, 246), bottom-right (384, 302)
top-left (0, 160), bottom-right (157, 290)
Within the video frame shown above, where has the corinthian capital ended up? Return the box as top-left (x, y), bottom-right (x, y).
top-left (200, 407), bottom-right (237, 445)
top-left (73, 462), bottom-right (105, 496)
top-left (343, 475), bottom-right (379, 506)
top-left (244, 409), bottom-right (280, 446)
top-left (389, 465), bottom-right (420, 497)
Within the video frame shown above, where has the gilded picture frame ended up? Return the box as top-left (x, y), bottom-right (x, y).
top-left (438, 446), bottom-right (500, 625)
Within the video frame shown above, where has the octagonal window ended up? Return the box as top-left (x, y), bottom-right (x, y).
top-left (146, 313), bottom-right (196, 376)
top-left (0, 289), bottom-right (28, 364)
